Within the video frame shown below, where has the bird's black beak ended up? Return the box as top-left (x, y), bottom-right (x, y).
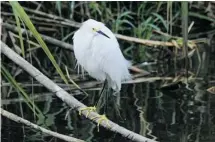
top-left (97, 30), bottom-right (110, 39)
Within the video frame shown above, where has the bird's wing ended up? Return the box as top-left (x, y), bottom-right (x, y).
top-left (91, 26), bottom-right (131, 91)
top-left (73, 29), bottom-right (107, 81)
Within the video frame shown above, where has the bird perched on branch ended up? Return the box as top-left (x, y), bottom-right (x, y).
top-left (73, 19), bottom-right (131, 93)
top-left (73, 19), bottom-right (132, 125)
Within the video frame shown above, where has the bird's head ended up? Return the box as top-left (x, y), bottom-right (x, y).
top-left (81, 19), bottom-right (110, 39)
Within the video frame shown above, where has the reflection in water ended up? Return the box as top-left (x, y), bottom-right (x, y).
top-left (2, 37), bottom-right (215, 142)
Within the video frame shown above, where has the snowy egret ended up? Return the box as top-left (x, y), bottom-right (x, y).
top-left (73, 19), bottom-right (131, 92)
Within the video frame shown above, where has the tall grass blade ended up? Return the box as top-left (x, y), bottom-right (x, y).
top-left (1, 65), bottom-right (44, 118)
top-left (181, 1), bottom-right (189, 78)
top-left (12, 6), bottom-right (25, 57)
top-left (152, 13), bottom-right (167, 31)
top-left (189, 12), bottom-right (215, 23)
top-left (9, 1), bottom-right (69, 85)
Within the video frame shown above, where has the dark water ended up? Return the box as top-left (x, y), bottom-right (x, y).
top-left (1, 36), bottom-right (215, 142)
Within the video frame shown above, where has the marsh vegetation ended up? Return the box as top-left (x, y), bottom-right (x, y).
top-left (1, 1), bottom-right (215, 142)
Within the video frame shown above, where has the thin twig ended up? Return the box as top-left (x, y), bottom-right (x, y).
top-left (0, 108), bottom-right (84, 142)
top-left (1, 41), bottom-right (157, 142)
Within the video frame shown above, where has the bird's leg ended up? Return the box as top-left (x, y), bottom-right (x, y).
top-left (78, 80), bottom-right (112, 132)
top-left (82, 80), bottom-right (110, 132)
top-left (99, 79), bottom-right (108, 97)
top-left (104, 86), bottom-right (110, 113)
top-left (114, 91), bottom-right (121, 107)
top-left (96, 80), bottom-right (108, 113)
top-left (78, 80), bottom-right (108, 118)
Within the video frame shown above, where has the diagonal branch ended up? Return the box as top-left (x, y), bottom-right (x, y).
top-left (1, 41), bottom-right (157, 142)
top-left (0, 108), bottom-right (84, 142)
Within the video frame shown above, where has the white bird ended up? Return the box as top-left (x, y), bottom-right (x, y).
top-left (73, 19), bottom-right (131, 92)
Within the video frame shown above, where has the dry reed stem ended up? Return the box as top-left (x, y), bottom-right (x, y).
top-left (1, 2), bottom-right (196, 48)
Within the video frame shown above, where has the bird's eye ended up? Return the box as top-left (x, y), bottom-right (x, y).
top-left (92, 28), bottom-right (95, 31)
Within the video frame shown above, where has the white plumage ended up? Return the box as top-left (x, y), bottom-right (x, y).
top-left (73, 19), bottom-right (131, 92)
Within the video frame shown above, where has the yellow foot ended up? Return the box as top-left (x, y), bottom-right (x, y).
top-left (91, 114), bottom-right (111, 132)
top-left (78, 106), bottom-right (96, 118)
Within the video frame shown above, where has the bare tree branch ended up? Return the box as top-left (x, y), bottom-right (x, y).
top-left (0, 108), bottom-right (84, 142)
top-left (1, 41), bottom-right (157, 142)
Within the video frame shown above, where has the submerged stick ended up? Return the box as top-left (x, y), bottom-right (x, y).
top-left (1, 41), bottom-right (157, 142)
top-left (0, 108), bottom-right (84, 142)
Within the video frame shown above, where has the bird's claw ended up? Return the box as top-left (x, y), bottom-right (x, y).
top-left (79, 106), bottom-right (96, 118)
top-left (91, 114), bottom-right (111, 132)
top-left (78, 107), bottom-right (111, 132)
